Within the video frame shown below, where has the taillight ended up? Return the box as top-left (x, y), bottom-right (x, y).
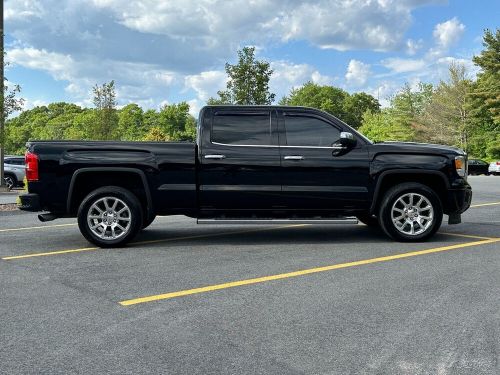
top-left (25, 151), bottom-right (39, 181)
top-left (496, 161), bottom-right (500, 166)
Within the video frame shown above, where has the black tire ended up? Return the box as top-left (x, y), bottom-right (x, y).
top-left (356, 214), bottom-right (379, 227)
top-left (378, 182), bottom-right (443, 242)
top-left (142, 214), bottom-right (157, 230)
top-left (77, 186), bottom-right (143, 248)
top-left (4, 174), bottom-right (16, 190)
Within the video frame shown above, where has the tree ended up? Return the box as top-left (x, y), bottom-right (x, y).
top-left (208, 47), bottom-right (275, 105)
top-left (280, 82), bottom-right (348, 116)
top-left (92, 80), bottom-right (118, 140)
top-left (1, 51), bottom-right (25, 189)
top-left (471, 29), bottom-right (500, 126)
top-left (280, 82), bottom-right (380, 128)
top-left (359, 109), bottom-right (415, 142)
top-left (143, 127), bottom-right (169, 142)
top-left (342, 92), bottom-right (381, 129)
top-left (117, 103), bottom-right (144, 141)
top-left (158, 102), bottom-right (197, 141)
top-left (420, 63), bottom-right (472, 150)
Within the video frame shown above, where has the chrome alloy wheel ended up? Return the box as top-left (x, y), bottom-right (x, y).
top-left (391, 193), bottom-right (434, 236)
top-left (87, 197), bottom-right (132, 240)
top-left (4, 176), bottom-right (14, 190)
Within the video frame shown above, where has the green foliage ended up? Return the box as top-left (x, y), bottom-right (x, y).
top-left (4, 100), bottom-right (197, 154)
top-left (92, 81), bottom-right (118, 140)
top-left (471, 29), bottom-right (500, 126)
top-left (280, 82), bottom-right (380, 128)
top-left (209, 47), bottom-right (275, 105)
top-left (117, 104), bottom-right (144, 141)
top-left (359, 110), bottom-right (415, 142)
top-left (419, 64), bottom-right (473, 149)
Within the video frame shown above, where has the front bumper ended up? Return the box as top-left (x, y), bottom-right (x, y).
top-left (445, 186), bottom-right (472, 215)
top-left (18, 193), bottom-right (42, 212)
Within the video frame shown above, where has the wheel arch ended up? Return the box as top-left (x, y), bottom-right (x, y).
top-left (370, 170), bottom-right (450, 215)
top-left (67, 167), bottom-right (154, 220)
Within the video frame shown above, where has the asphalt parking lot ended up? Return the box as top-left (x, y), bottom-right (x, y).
top-left (1, 176), bottom-right (499, 374)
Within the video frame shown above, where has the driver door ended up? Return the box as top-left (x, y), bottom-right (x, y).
top-left (279, 111), bottom-right (370, 212)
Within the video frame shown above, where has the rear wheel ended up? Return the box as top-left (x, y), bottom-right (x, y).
top-left (378, 183), bottom-right (443, 242)
top-left (77, 186), bottom-right (143, 248)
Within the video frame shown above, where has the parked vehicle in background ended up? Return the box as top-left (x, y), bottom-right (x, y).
top-left (3, 156), bottom-right (26, 190)
top-left (489, 161), bottom-right (500, 175)
top-left (468, 159), bottom-right (490, 175)
top-left (19, 105), bottom-right (472, 247)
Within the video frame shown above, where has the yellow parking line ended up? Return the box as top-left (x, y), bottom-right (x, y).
top-left (439, 232), bottom-right (493, 240)
top-left (2, 246), bottom-right (101, 260)
top-left (470, 201), bottom-right (500, 208)
top-left (119, 237), bottom-right (500, 306)
top-left (0, 223), bottom-right (76, 233)
top-left (1, 224), bottom-right (307, 260)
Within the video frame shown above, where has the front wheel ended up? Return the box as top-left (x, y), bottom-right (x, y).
top-left (77, 186), bottom-right (143, 248)
top-left (378, 183), bottom-right (443, 242)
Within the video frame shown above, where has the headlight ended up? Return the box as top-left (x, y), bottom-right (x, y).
top-left (455, 156), bottom-right (466, 177)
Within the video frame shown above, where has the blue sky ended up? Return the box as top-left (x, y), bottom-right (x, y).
top-left (5, 0), bottom-right (500, 115)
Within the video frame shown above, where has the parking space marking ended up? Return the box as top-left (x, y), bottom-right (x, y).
top-left (0, 223), bottom-right (76, 233)
top-left (1, 224), bottom-right (308, 260)
top-left (470, 201), bottom-right (500, 208)
top-left (119, 237), bottom-right (500, 306)
top-left (438, 232), bottom-right (494, 240)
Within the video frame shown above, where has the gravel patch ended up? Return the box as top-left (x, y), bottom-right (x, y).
top-left (0, 203), bottom-right (18, 212)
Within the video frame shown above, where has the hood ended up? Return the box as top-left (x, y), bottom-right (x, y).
top-left (371, 141), bottom-right (466, 156)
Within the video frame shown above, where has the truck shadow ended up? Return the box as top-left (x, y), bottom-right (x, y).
top-left (131, 224), bottom-right (465, 249)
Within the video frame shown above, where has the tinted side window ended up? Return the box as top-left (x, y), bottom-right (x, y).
top-left (284, 115), bottom-right (340, 147)
top-left (212, 113), bottom-right (271, 145)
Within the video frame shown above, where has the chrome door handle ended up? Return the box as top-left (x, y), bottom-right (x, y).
top-left (284, 155), bottom-right (304, 160)
top-left (204, 154), bottom-right (226, 160)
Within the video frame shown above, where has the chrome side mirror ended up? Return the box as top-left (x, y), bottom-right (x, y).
top-left (339, 132), bottom-right (356, 147)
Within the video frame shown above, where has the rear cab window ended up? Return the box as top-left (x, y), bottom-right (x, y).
top-left (211, 112), bottom-right (271, 146)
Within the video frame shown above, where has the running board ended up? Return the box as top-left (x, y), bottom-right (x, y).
top-left (197, 217), bottom-right (358, 225)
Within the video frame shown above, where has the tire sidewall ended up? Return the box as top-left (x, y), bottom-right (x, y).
top-left (4, 175), bottom-right (16, 189)
top-left (78, 186), bottom-right (143, 247)
top-left (379, 183), bottom-right (443, 242)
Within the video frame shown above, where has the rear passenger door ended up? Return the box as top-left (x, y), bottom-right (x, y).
top-left (279, 111), bottom-right (370, 212)
top-left (199, 109), bottom-right (281, 212)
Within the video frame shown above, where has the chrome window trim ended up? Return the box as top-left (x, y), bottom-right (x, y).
top-left (210, 141), bottom-right (340, 150)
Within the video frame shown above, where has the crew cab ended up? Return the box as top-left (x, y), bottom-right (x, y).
top-left (19, 105), bottom-right (472, 247)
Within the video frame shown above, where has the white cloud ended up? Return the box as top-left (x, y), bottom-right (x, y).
top-left (184, 71), bottom-right (227, 102)
top-left (8, 47), bottom-right (75, 81)
top-left (4, 0), bottom-right (42, 20)
top-left (345, 60), bottom-right (371, 86)
top-left (382, 58), bottom-right (427, 73)
top-left (366, 81), bottom-right (400, 107)
top-left (270, 61), bottom-right (335, 95)
top-left (88, 0), bottom-right (442, 53)
top-left (406, 39), bottom-right (423, 55)
top-left (433, 17), bottom-right (465, 49)
top-left (8, 47), bottom-right (179, 107)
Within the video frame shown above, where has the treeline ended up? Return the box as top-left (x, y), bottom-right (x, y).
top-left (5, 100), bottom-right (196, 155)
top-left (5, 29), bottom-right (499, 159)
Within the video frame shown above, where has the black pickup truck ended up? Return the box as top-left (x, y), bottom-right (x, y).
top-left (19, 105), bottom-right (471, 247)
